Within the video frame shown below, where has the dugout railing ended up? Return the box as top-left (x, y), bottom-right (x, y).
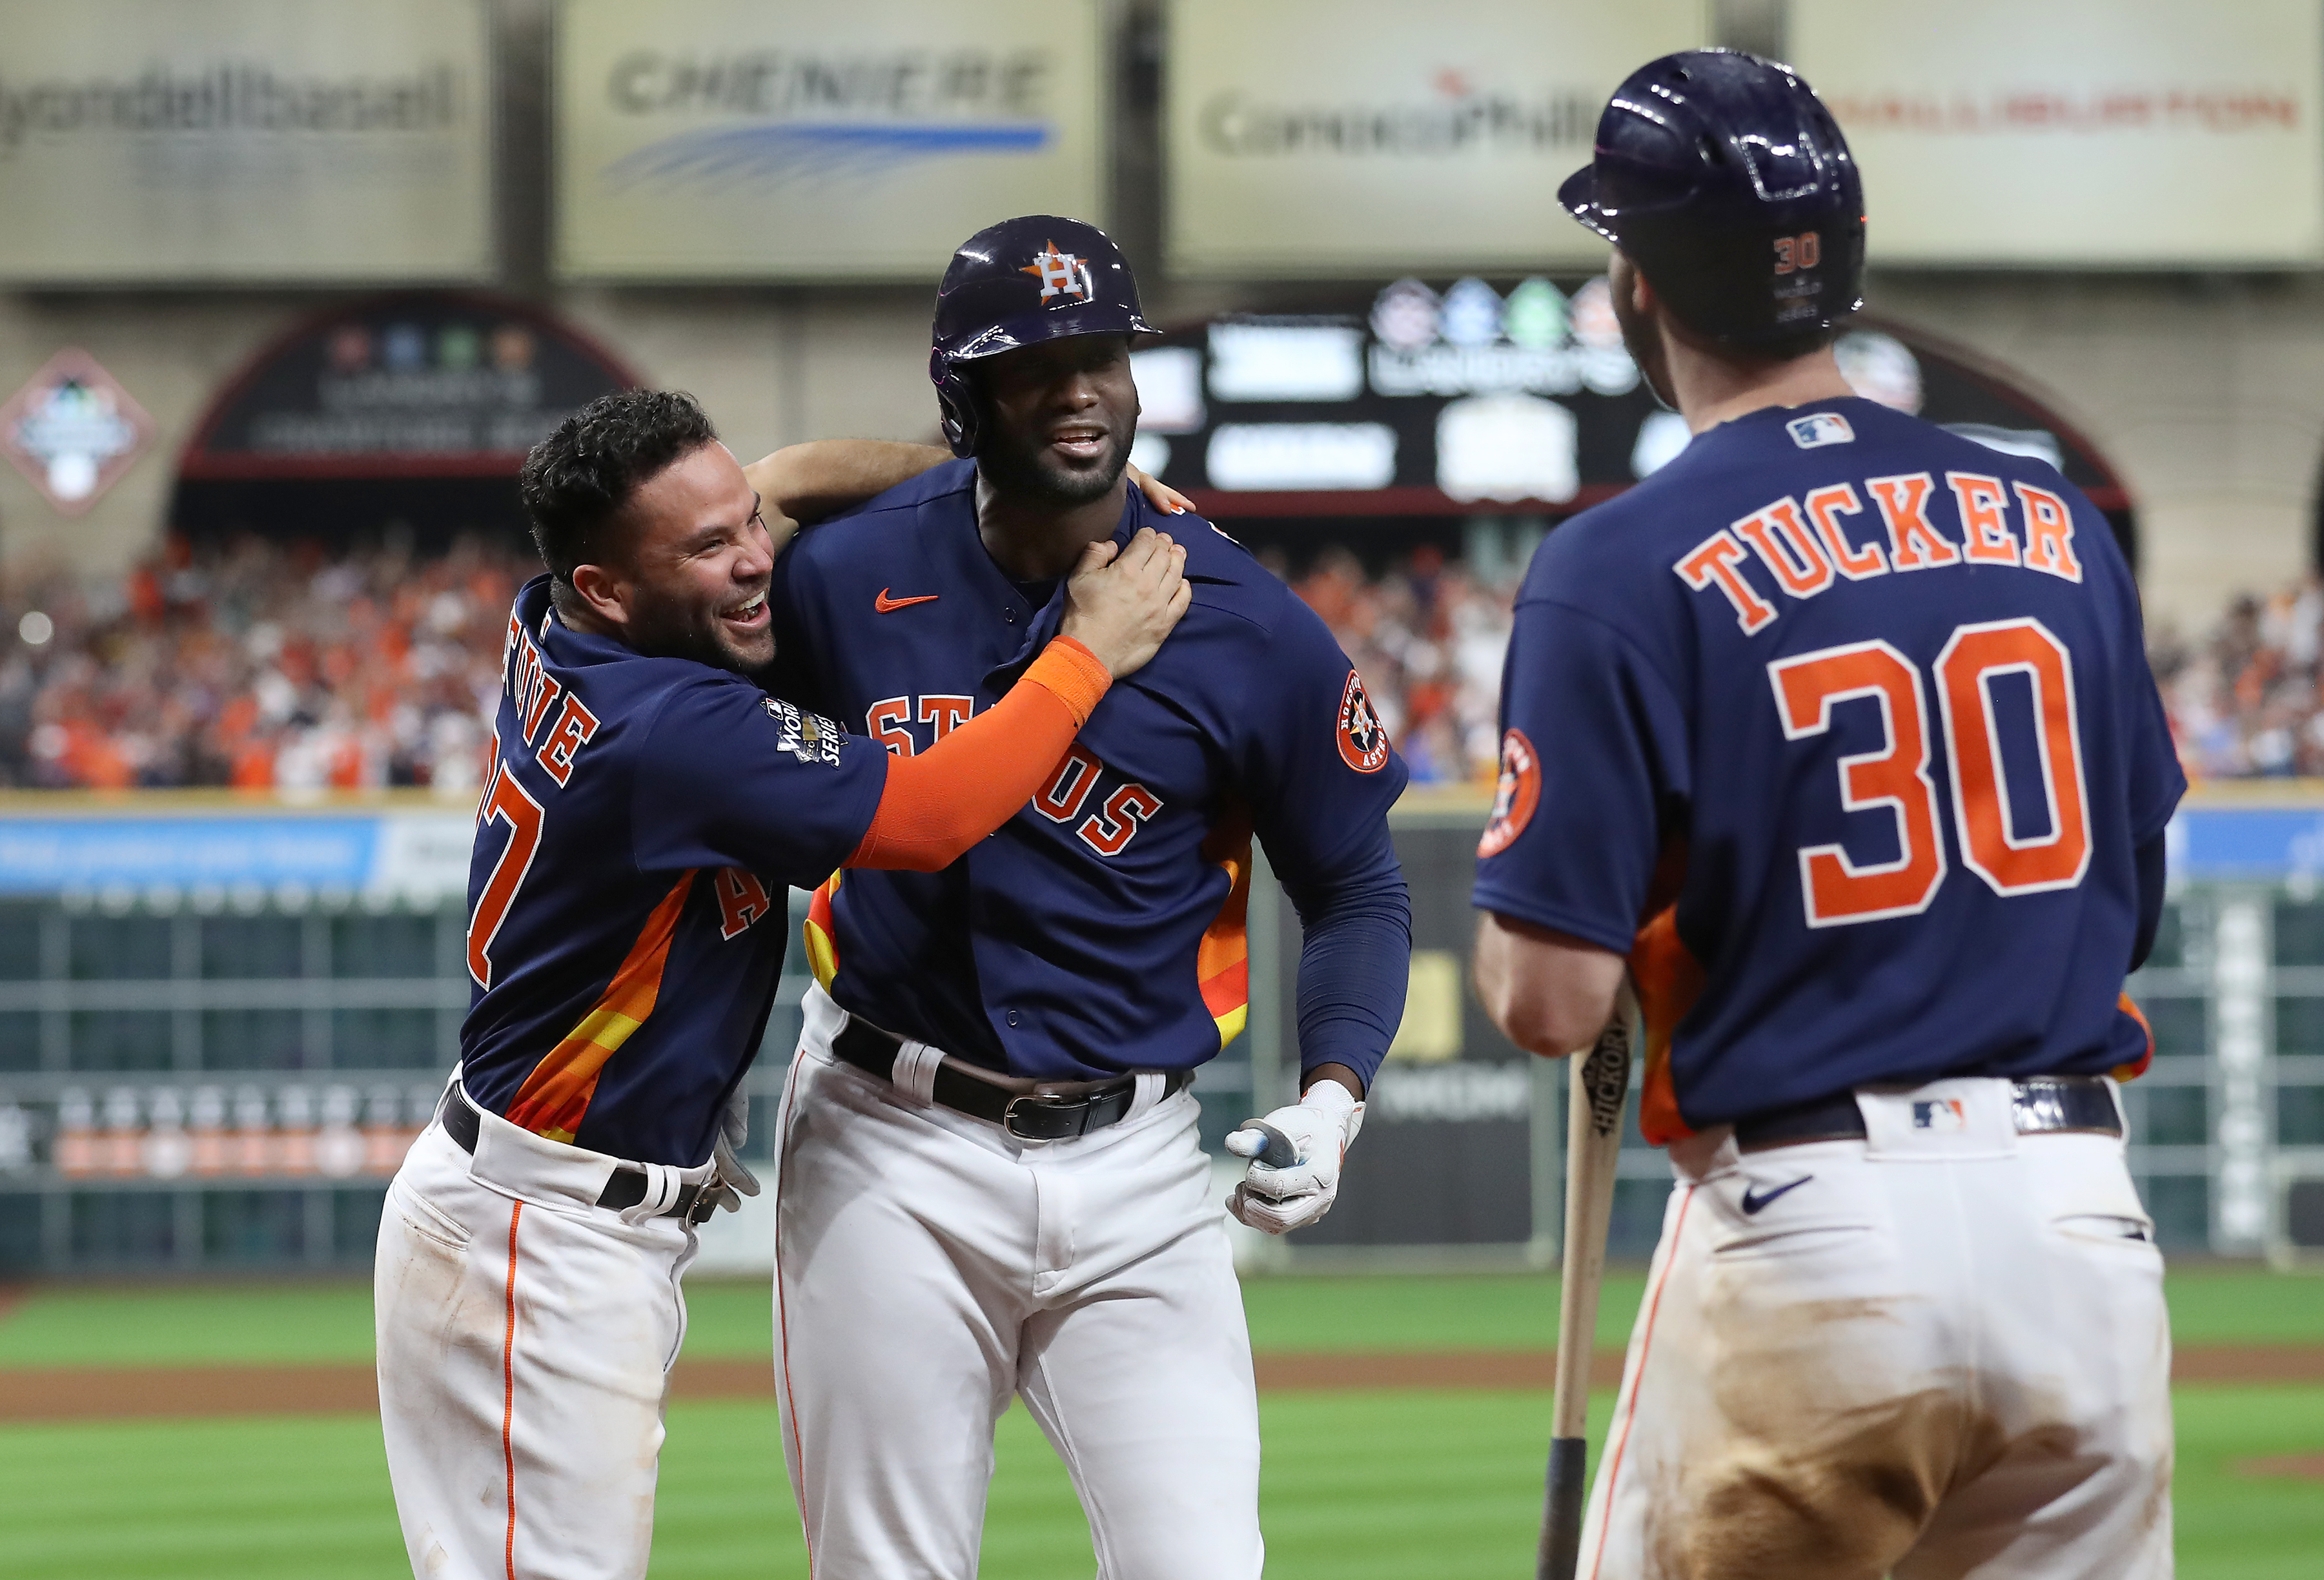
top-left (0, 792), bottom-right (2318, 1276)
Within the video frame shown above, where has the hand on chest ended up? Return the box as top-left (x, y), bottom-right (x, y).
top-left (857, 669), bottom-right (1210, 863)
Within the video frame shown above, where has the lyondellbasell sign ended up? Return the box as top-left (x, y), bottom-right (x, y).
top-left (0, 349), bottom-right (154, 516)
top-left (0, 0), bottom-right (493, 283)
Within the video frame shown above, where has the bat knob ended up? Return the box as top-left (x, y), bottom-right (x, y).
top-left (1248, 1120), bottom-right (1301, 1169)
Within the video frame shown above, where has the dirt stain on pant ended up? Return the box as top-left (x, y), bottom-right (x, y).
top-left (1647, 1387), bottom-right (1957, 1580)
top-left (1638, 1288), bottom-right (2099, 1580)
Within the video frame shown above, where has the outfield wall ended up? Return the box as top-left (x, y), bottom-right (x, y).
top-left (0, 789), bottom-right (2318, 1275)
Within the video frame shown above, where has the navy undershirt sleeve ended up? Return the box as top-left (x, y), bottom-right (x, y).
top-left (1278, 817), bottom-right (1411, 1094)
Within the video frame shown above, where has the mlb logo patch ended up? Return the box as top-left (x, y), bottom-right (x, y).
top-left (1912, 1098), bottom-right (1968, 1132)
top-left (1786, 413), bottom-right (1855, 449)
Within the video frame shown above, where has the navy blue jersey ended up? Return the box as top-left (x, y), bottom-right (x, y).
top-left (458, 575), bottom-right (887, 1165)
top-left (768, 460), bottom-right (1409, 1083)
top-left (1472, 398), bottom-right (2185, 1141)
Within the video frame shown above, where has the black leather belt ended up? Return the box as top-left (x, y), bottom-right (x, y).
top-left (831, 1016), bottom-right (1193, 1142)
top-left (436, 1086), bottom-right (713, 1222)
top-left (1735, 1074), bottom-right (2123, 1152)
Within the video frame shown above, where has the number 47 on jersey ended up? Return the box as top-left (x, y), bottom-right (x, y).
top-left (1771, 616), bottom-right (2090, 929)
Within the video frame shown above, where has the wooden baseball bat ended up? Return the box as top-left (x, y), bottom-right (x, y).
top-left (1536, 981), bottom-right (1637, 1580)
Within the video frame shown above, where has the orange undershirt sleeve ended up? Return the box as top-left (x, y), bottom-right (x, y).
top-left (844, 635), bottom-right (1112, 872)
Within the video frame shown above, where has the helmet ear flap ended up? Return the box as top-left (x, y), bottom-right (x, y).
top-left (931, 349), bottom-right (981, 459)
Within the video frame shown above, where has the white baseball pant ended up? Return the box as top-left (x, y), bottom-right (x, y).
top-left (773, 984), bottom-right (1263, 1580)
top-left (374, 1088), bottom-right (706, 1580)
top-left (1579, 1076), bottom-right (2172, 1580)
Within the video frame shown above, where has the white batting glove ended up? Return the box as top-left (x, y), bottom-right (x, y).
top-left (1224, 1082), bottom-right (1364, 1235)
top-left (704, 1084), bottom-right (761, 1216)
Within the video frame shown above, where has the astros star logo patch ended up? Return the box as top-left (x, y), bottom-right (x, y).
top-left (1022, 241), bottom-right (1096, 303)
top-left (1336, 672), bottom-right (1391, 774)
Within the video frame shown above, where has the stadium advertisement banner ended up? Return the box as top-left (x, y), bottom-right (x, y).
top-left (1790, 0), bottom-right (2324, 267)
top-left (0, 809), bottom-right (474, 903)
top-left (1163, 0), bottom-right (1707, 278)
top-left (1129, 283), bottom-right (2133, 527)
top-left (553, 0), bottom-right (1106, 281)
top-left (177, 294), bottom-right (637, 481)
top-left (0, 0), bottom-right (494, 284)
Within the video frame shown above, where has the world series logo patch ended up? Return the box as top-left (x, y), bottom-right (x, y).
top-left (762, 697), bottom-right (843, 767)
top-left (1336, 671), bottom-right (1391, 774)
top-left (1477, 728), bottom-right (1540, 857)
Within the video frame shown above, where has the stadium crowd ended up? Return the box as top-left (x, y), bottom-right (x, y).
top-left (0, 535), bottom-right (521, 792)
top-left (17, 527), bottom-right (2306, 791)
top-left (2147, 580), bottom-right (2324, 780)
top-left (1277, 542), bottom-right (1514, 786)
top-left (0, 531), bottom-right (1522, 793)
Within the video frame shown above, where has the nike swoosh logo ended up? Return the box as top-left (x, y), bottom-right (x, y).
top-left (875, 589), bottom-right (939, 613)
top-left (1740, 1175), bottom-right (1813, 1215)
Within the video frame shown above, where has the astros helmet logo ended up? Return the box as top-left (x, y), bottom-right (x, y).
top-left (1022, 241), bottom-right (1096, 303)
top-left (1336, 672), bottom-right (1391, 774)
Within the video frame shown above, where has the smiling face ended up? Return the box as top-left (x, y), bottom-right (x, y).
top-left (591, 442), bottom-right (773, 675)
top-left (973, 333), bottom-right (1139, 507)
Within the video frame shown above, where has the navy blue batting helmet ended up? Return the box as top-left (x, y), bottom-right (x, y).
top-left (1559, 50), bottom-right (1864, 348)
top-left (930, 215), bottom-right (1157, 458)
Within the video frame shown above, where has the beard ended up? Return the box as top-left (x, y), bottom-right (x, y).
top-left (622, 582), bottom-right (770, 679)
top-left (977, 415), bottom-right (1131, 508)
top-left (1611, 276), bottom-right (1679, 412)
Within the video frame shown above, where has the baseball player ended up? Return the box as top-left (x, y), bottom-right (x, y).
top-left (1472, 52), bottom-right (2181, 1580)
top-left (373, 389), bottom-right (1191, 1580)
top-left (759, 215), bottom-right (1414, 1578)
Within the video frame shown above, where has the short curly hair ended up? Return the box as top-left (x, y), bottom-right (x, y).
top-left (518, 389), bottom-right (719, 588)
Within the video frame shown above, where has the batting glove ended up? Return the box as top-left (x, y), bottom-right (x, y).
top-left (1224, 1082), bottom-right (1364, 1235)
top-left (704, 1085), bottom-right (761, 1217)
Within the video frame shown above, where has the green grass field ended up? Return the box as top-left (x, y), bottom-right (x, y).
top-left (8, 1263), bottom-right (2319, 1368)
top-left (0, 1267), bottom-right (2318, 1578)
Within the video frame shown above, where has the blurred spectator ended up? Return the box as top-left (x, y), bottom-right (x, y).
top-left (2150, 576), bottom-right (2324, 780)
top-left (1287, 542), bottom-right (1516, 786)
top-left (24, 528), bottom-right (2289, 794)
top-left (1, 534), bottom-right (525, 793)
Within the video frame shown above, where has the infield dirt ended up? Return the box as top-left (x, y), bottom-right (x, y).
top-left (7, 1346), bottom-right (2323, 1423)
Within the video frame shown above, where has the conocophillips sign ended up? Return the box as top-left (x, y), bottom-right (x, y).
top-left (1165, 0), bottom-right (1707, 277)
top-left (555, 0), bottom-right (1105, 280)
top-left (0, 0), bottom-right (493, 283)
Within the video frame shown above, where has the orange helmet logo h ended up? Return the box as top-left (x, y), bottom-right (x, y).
top-left (1022, 242), bottom-right (1095, 303)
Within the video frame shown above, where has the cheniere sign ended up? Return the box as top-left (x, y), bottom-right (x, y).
top-left (555, 0), bottom-right (1105, 281)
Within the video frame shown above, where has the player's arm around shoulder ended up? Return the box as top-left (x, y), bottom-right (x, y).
top-left (626, 668), bottom-right (892, 894)
top-left (840, 528), bottom-right (1192, 874)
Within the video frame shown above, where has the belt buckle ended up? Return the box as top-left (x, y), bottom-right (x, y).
top-left (682, 1184), bottom-right (720, 1226)
top-left (1003, 1093), bottom-right (1085, 1142)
